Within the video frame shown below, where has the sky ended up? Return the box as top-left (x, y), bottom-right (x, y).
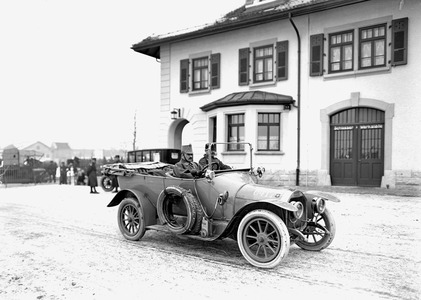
top-left (0, 0), bottom-right (245, 151)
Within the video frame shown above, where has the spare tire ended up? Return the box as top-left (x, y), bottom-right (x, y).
top-left (157, 186), bottom-right (203, 235)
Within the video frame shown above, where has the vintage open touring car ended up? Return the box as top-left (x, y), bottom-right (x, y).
top-left (107, 143), bottom-right (339, 268)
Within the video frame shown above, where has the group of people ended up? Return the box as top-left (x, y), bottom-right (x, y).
top-left (173, 143), bottom-right (231, 178)
top-left (45, 156), bottom-right (121, 195)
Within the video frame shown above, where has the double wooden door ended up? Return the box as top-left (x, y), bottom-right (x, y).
top-left (330, 108), bottom-right (384, 187)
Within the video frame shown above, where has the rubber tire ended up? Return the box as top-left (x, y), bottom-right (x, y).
top-left (157, 186), bottom-right (202, 235)
top-left (117, 198), bottom-right (146, 241)
top-left (295, 208), bottom-right (336, 251)
top-left (100, 175), bottom-right (114, 192)
top-left (237, 209), bottom-right (290, 269)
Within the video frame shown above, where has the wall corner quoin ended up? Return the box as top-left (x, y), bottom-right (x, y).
top-left (317, 169), bottom-right (332, 186)
top-left (381, 170), bottom-right (396, 189)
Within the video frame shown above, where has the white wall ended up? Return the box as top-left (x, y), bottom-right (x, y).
top-left (158, 0), bottom-right (421, 183)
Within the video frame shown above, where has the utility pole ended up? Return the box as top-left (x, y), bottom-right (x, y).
top-left (132, 110), bottom-right (137, 151)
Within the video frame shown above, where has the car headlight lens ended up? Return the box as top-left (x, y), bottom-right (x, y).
top-left (314, 197), bottom-right (326, 214)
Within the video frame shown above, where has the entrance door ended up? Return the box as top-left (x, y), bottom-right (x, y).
top-left (330, 108), bottom-right (384, 187)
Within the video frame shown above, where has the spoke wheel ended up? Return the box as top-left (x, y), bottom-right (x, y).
top-left (296, 208), bottom-right (336, 251)
top-left (101, 175), bottom-right (114, 192)
top-left (117, 198), bottom-right (146, 241)
top-left (237, 210), bottom-right (290, 268)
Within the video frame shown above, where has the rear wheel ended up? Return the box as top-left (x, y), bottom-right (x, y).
top-left (117, 198), bottom-right (146, 241)
top-left (295, 208), bottom-right (336, 251)
top-left (237, 210), bottom-right (290, 268)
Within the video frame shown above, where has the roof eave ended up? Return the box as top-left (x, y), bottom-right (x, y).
top-left (200, 99), bottom-right (295, 112)
top-left (132, 0), bottom-right (370, 59)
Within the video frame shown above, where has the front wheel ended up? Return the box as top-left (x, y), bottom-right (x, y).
top-left (117, 198), bottom-right (146, 241)
top-left (295, 208), bottom-right (336, 251)
top-left (237, 210), bottom-right (290, 268)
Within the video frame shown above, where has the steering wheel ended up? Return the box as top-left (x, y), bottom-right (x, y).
top-left (201, 162), bottom-right (220, 173)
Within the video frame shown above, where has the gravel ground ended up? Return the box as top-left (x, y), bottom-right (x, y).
top-left (0, 184), bottom-right (420, 300)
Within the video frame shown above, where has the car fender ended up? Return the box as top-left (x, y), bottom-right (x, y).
top-left (304, 191), bottom-right (341, 203)
top-left (215, 199), bottom-right (298, 241)
top-left (257, 198), bottom-right (298, 212)
top-left (107, 189), bottom-right (157, 226)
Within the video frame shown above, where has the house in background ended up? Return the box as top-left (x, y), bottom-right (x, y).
top-left (134, 0), bottom-right (419, 190)
top-left (22, 141), bottom-right (52, 162)
top-left (51, 142), bottom-right (73, 164)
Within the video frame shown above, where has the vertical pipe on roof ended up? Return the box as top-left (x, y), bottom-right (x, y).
top-left (289, 13), bottom-right (301, 186)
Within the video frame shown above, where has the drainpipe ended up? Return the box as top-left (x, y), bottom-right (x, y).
top-left (289, 13), bottom-right (301, 186)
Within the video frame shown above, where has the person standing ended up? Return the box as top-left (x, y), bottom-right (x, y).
top-left (112, 155), bottom-right (120, 193)
top-left (59, 162), bottom-right (67, 184)
top-left (48, 161), bottom-right (57, 183)
top-left (87, 158), bottom-right (99, 194)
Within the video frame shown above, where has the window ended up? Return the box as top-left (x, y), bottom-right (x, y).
top-left (257, 113), bottom-right (280, 151)
top-left (359, 24), bottom-right (386, 69)
top-left (254, 45), bottom-right (273, 82)
top-left (317, 18), bottom-right (408, 77)
top-left (329, 31), bottom-right (354, 73)
top-left (180, 53), bottom-right (220, 93)
top-left (192, 57), bottom-right (208, 91)
top-left (227, 114), bottom-right (245, 151)
top-left (239, 40), bottom-right (288, 85)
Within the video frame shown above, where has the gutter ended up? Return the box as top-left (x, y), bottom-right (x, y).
top-left (289, 13), bottom-right (301, 186)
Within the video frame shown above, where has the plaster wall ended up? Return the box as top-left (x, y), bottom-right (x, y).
top-left (157, 0), bottom-right (420, 188)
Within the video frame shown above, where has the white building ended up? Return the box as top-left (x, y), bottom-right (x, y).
top-left (132, 0), bottom-right (420, 191)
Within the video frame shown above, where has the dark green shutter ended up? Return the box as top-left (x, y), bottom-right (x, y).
top-left (180, 59), bottom-right (189, 93)
top-left (238, 48), bottom-right (250, 86)
top-left (276, 40), bottom-right (288, 81)
top-left (210, 53), bottom-right (220, 89)
top-left (391, 18), bottom-right (408, 66)
top-left (310, 34), bottom-right (324, 76)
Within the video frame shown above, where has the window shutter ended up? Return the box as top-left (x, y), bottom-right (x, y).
top-left (210, 53), bottom-right (220, 89)
top-left (276, 40), bottom-right (288, 81)
top-left (180, 59), bottom-right (189, 93)
top-left (310, 34), bottom-right (324, 76)
top-left (238, 48), bottom-right (250, 86)
top-left (391, 18), bottom-right (408, 66)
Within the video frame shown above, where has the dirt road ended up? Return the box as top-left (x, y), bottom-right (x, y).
top-left (0, 184), bottom-right (420, 299)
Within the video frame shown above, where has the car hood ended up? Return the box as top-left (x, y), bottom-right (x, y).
top-left (235, 183), bottom-right (304, 212)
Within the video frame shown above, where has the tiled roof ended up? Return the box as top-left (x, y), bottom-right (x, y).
top-left (200, 91), bottom-right (294, 112)
top-left (52, 142), bottom-right (72, 150)
top-left (132, 0), bottom-right (368, 58)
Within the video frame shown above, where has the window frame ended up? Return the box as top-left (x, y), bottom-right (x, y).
top-left (328, 30), bottom-right (354, 74)
top-left (253, 45), bottom-right (274, 83)
top-left (227, 114), bottom-right (245, 151)
top-left (257, 113), bottom-right (281, 151)
top-left (192, 56), bottom-right (209, 91)
top-left (358, 23), bottom-right (387, 70)
top-left (323, 16), bottom-right (393, 79)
